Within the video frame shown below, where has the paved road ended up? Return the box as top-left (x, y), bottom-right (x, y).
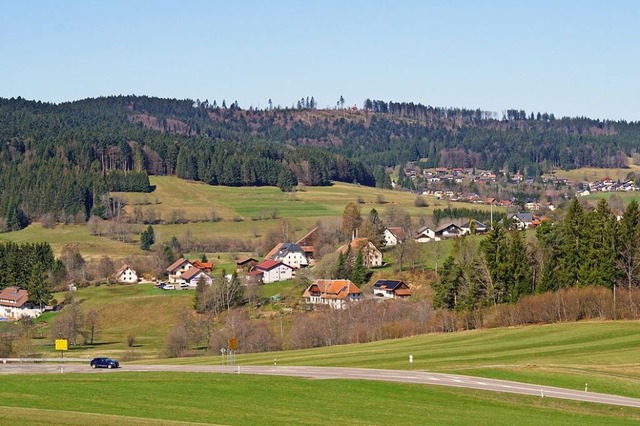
top-left (2, 363), bottom-right (640, 409)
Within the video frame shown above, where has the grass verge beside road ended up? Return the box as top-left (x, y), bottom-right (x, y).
top-left (0, 372), bottom-right (638, 425)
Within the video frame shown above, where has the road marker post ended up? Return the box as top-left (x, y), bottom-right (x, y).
top-left (409, 354), bottom-right (413, 370)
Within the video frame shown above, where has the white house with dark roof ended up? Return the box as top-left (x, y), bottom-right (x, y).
top-left (460, 220), bottom-right (488, 235)
top-left (265, 242), bottom-right (309, 269)
top-left (415, 223), bottom-right (463, 242)
top-left (372, 280), bottom-right (412, 299)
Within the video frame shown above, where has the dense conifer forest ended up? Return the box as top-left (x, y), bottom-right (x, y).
top-left (1, 95), bottom-right (639, 229)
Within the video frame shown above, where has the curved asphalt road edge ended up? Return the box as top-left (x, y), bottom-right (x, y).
top-left (2, 363), bottom-right (639, 408)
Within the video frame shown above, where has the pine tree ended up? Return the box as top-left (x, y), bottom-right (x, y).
top-left (559, 198), bottom-right (585, 288)
top-left (351, 251), bottom-right (366, 285)
top-left (617, 200), bottom-right (640, 291)
top-left (27, 262), bottom-right (51, 309)
top-left (140, 225), bottom-right (155, 251)
top-left (579, 199), bottom-right (617, 288)
top-left (480, 224), bottom-right (509, 304)
top-left (432, 256), bottom-right (462, 309)
top-left (506, 230), bottom-right (532, 302)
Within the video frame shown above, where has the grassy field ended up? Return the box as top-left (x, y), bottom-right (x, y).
top-left (0, 176), bottom-right (502, 261)
top-left (554, 164), bottom-right (640, 182)
top-left (0, 222), bottom-right (143, 260)
top-left (141, 321), bottom-right (640, 399)
top-left (36, 284), bottom-right (193, 359)
top-left (0, 372), bottom-right (638, 425)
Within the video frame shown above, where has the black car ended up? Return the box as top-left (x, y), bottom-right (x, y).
top-left (90, 357), bottom-right (120, 369)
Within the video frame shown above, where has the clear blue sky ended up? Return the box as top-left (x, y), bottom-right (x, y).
top-left (1, 0), bottom-right (638, 121)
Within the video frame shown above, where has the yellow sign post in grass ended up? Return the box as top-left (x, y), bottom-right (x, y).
top-left (55, 339), bottom-right (68, 359)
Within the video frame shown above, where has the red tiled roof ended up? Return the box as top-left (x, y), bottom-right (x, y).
top-left (394, 289), bottom-right (412, 297)
top-left (255, 259), bottom-right (290, 271)
top-left (247, 270), bottom-right (263, 276)
top-left (302, 279), bottom-right (361, 300)
top-left (0, 287), bottom-right (29, 308)
top-left (193, 261), bottom-right (213, 270)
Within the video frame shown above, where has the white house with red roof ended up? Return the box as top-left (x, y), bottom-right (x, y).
top-left (0, 287), bottom-right (44, 320)
top-left (252, 260), bottom-right (293, 284)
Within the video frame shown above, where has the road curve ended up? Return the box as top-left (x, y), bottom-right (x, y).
top-left (2, 363), bottom-right (640, 409)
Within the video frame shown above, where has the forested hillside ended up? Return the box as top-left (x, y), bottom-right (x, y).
top-left (1, 95), bottom-right (639, 230)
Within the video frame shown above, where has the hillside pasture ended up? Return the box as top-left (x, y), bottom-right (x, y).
top-left (554, 165), bottom-right (640, 182)
top-left (144, 321), bottom-right (640, 399)
top-left (39, 284), bottom-right (193, 358)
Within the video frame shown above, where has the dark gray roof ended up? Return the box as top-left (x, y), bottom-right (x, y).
top-left (272, 242), bottom-right (306, 259)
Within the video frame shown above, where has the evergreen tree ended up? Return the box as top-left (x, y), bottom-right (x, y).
top-left (351, 251), bottom-right (366, 285)
top-left (506, 230), bottom-right (532, 302)
top-left (579, 199), bottom-right (617, 288)
top-left (140, 225), bottom-right (155, 251)
top-left (558, 198), bottom-right (585, 288)
top-left (432, 256), bottom-right (462, 309)
top-left (27, 263), bottom-right (51, 309)
top-left (617, 200), bottom-right (640, 291)
top-left (194, 275), bottom-right (207, 312)
top-left (480, 224), bottom-right (509, 304)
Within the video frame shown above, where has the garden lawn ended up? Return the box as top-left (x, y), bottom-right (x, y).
top-left (0, 372), bottom-right (637, 425)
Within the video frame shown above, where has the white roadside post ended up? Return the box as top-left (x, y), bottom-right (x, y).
top-left (409, 354), bottom-right (413, 370)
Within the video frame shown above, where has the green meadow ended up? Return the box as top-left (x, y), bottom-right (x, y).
top-left (141, 321), bottom-right (640, 399)
top-left (0, 372), bottom-right (638, 425)
top-left (0, 176), bottom-right (500, 264)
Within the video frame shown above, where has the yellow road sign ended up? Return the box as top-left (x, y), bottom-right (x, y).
top-left (55, 339), bottom-right (68, 351)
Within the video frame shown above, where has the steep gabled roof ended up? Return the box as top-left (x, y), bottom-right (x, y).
top-left (236, 257), bottom-right (257, 265)
top-left (166, 258), bottom-right (191, 273)
top-left (386, 227), bottom-right (406, 241)
top-left (264, 243), bottom-right (283, 261)
top-left (0, 287), bottom-right (29, 308)
top-left (296, 227), bottom-right (318, 246)
top-left (272, 242), bottom-right (306, 259)
top-left (115, 264), bottom-right (133, 277)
